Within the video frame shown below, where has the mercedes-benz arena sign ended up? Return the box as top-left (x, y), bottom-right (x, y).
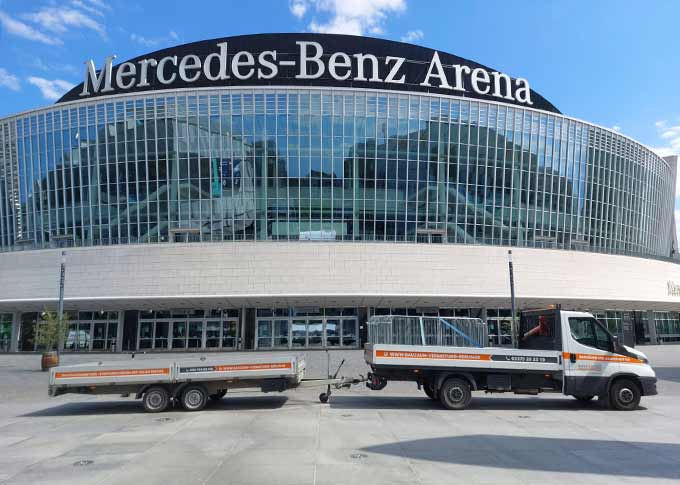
top-left (59, 33), bottom-right (559, 113)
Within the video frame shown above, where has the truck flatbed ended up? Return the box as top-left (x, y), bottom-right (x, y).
top-left (49, 353), bottom-right (306, 412)
top-left (49, 353), bottom-right (364, 412)
top-left (366, 344), bottom-right (562, 373)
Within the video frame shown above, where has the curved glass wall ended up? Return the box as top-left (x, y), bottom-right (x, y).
top-left (0, 88), bottom-right (675, 258)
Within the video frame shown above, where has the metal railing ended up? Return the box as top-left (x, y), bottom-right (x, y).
top-left (367, 315), bottom-right (488, 348)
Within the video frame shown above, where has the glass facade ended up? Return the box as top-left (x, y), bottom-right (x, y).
top-left (255, 307), bottom-right (358, 349)
top-left (137, 309), bottom-right (240, 351)
top-left (0, 88), bottom-right (675, 258)
top-left (0, 313), bottom-right (12, 352)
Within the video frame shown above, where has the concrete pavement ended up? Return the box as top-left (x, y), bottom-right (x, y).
top-left (0, 346), bottom-right (679, 484)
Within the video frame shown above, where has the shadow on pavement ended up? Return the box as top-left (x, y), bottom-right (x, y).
top-left (328, 395), bottom-right (628, 411)
top-left (22, 395), bottom-right (288, 417)
top-left (362, 435), bottom-right (680, 479)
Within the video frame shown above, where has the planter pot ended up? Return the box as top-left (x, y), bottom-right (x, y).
top-left (41, 351), bottom-right (59, 371)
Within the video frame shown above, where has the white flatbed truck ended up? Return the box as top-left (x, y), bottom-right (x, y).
top-left (365, 308), bottom-right (657, 411)
top-left (49, 353), bottom-right (361, 412)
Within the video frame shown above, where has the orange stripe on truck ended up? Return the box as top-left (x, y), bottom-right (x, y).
top-left (376, 350), bottom-right (491, 361)
top-left (562, 352), bottom-right (643, 364)
top-left (213, 362), bottom-right (292, 372)
top-left (55, 368), bottom-right (170, 379)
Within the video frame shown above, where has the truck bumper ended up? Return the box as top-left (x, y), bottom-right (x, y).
top-left (640, 376), bottom-right (658, 396)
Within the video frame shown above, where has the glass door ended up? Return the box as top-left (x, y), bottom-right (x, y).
top-left (291, 319), bottom-right (306, 347)
top-left (154, 321), bottom-right (169, 349)
top-left (206, 320), bottom-right (221, 348)
top-left (325, 319), bottom-right (341, 347)
top-left (138, 321), bottom-right (153, 349)
top-left (257, 320), bottom-right (273, 349)
top-left (222, 320), bottom-right (238, 349)
top-left (341, 318), bottom-right (358, 347)
top-left (187, 320), bottom-right (204, 349)
top-left (172, 321), bottom-right (187, 349)
top-left (274, 319), bottom-right (289, 348)
top-left (308, 319), bottom-right (323, 347)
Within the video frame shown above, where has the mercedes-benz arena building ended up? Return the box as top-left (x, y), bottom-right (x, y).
top-left (1, 33), bottom-right (679, 353)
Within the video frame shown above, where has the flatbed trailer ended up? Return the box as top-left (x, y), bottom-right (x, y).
top-left (49, 353), bottom-right (362, 412)
top-left (365, 309), bottom-right (657, 411)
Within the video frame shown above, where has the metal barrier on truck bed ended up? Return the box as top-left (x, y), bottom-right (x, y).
top-left (367, 315), bottom-right (488, 348)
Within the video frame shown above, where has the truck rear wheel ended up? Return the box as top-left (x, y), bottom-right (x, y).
top-left (142, 386), bottom-right (170, 413)
top-left (181, 385), bottom-right (208, 411)
top-left (439, 378), bottom-right (472, 410)
top-left (608, 378), bottom-right (641, 411)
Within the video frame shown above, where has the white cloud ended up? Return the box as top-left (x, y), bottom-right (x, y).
top-left (27, 76), bottom-right (74, 101)
top-left (31, 57), bottom-right (79, 76)
top-left (612, 124), bottom-right (621, 132)
top-left (82, 0), bottom-right (111, 11)
top-left (290, 0), bottom-right (309, 19)
top-left (130, 31), bottom-right (180, 48)
top-left (23, 6), bottom-right (106, 39)
top-left (292, 0), bottom-right (406, 36)
top-left (652, 120), bottom-right (680, 158)
top-left (70, 0), bottom-right (104, 17)
top-left (0, 68), bottom-right (20, 91)
top-left (0, 10), bottom-right (61, 45)
top-left (400, 29), bottom-right (423, 43)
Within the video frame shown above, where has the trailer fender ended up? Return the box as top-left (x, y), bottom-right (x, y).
top-left (435, 372), bottom-right (477, 392)
top-left (136, 383), bottom-right (171, 400)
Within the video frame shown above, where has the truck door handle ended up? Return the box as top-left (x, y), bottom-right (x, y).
top-left (569, 353), bottom-right (576, 363)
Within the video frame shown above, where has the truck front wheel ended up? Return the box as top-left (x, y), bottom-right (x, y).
top-left (608, 378), bottom-right (641, 411)
top-left (181, 385), bottom-right (208, 411)
top-left (142, 386), bottom-right (170, 413)
top-left (439, 378), bottom-right (472, 410)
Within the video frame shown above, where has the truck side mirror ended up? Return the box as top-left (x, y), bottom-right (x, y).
top-left (612, 335), bottom-right (621, 353)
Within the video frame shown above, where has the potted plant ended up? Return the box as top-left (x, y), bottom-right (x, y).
top-left (35, 311), bottom-right (69, 371)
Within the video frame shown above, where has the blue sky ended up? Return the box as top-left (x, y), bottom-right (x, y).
top-left (0, 0), bottom-right (679, 233)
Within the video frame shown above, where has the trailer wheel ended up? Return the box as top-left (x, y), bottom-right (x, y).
top-left (608, 378), bottom-right (641, 411)
top-left (142, 386), bottom-right (170, 413)
top-left (209, 390), bottom-right (227, 401)
top-left (181, 385), bottom-right (208, 411)
top-left (439, 378), bottom-right (472, 410)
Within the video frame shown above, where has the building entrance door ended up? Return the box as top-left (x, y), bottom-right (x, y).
top-left (255, 316), bottom-right (359, 349)
top-left (138, 316), bottom-right (239, 351)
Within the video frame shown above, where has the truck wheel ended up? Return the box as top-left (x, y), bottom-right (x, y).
top-left (209, 390), bottom-right (227, 401)
top-left (181, 385), bottom-right (208, 411)
top-left (439, 378), bottom-right (472, 410)
top-left (608, 378), bottom-right (641, 411)
top-left (142, 386), bottom-right (170, 413)
top-left (423, 382), bottom-right (437, 400)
